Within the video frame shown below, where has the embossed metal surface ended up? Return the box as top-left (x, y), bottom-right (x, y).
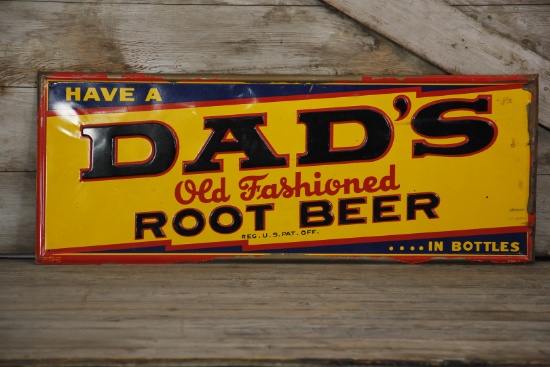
top-left (36, 73), bottom-right (537, 263)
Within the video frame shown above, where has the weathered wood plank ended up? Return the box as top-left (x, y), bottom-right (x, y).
top-left (0, 88), bottom-right (37, 172)
top-left (0, 173), bottom-right (35, 254)
top-left (16, 0), bottom-right (549, 5)
top-left (448, 0), bottom-right (549, 5)
top-left (0, 170), bottom-right (548, 256)
top-left (539, 127), bottom-right (550, 175)
top-left (10, 0), bottom-right (550, 58)
top-left (0, 2), bottom-right (442, 88)
top-left (323, 0), bottom-right (550, 129)
top-left (18, 0), bottom-right (319, 4)
top-left (457, 5), bottom-right (550, 59)
top-left (0, 259), bottom-right (549, 364)
top-left (15, 0), bottom-right (548, 4)
top-left (536, 174), bottom-right (550, 257)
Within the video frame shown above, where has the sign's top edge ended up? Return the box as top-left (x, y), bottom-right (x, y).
top-left (39, 72), bottom-right (536, 85)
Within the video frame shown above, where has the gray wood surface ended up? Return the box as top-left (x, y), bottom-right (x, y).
top-left (323, 0), bottom-right (550, 128)
top-left (0, 2), bottom-right (441, 88)
top-left (0, 173), bottom-right (35, 253)
top-left (10, 0), bottom-right (320, 4)
top-left (1, 259), bottom-right (549, 365)
top-left (448, 0), bottom-right (550, 5)
top-left (456, 4), bottom-right (550, 60)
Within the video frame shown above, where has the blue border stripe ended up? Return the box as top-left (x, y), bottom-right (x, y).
top-left (48, 82), bottom-right (478, 111)
top-left (95, 232), bottom-right (528, 256)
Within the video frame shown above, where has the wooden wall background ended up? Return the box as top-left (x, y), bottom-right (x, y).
top-left (1, 2), bottom-right (550, 366)
top-left (1, 0), bottom-right (549, 257)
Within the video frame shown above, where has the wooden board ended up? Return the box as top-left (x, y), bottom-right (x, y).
top-left (0, 88), bottom-right (37, 172)
top-left (0, 2), bottom-right (442, 88)
top-left (19, 0), bottom-right (550, 4)
top-left (1, 259), bottom-right (549, 365)
top-left (456, 5), bottom-right (550, 59)
top-left (17, 0), bottom-right (319, 4)
top-left (0, 173), bottom-right (36, 254)
top-left (448, 0), bottom-right (549, 5)
top-left (323, 0), bottom-right (550, 129)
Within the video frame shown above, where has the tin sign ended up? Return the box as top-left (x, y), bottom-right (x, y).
top-left (37, 74), bottom-right (537, 264)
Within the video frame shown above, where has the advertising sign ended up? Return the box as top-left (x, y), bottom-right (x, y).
top-left (36, 73), bottom-right (537, 263)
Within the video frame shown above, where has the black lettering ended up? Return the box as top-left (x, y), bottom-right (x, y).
top-left (210, 206), bottom-right (243, 234)
top-left (173, 209), bottom-right (205, 237)
top-left (412, 97), bottom-right (495, 157)
top-left (407, 193), bottom-right (440, 220)
top-left (246, 204), bottom-right (274, 231)
top-left (135, 212), bottom-right (167, 239)
top-left (373, 195), bottom-right (400, 222)
top-left (338, 198), bottom-right (367, 225)
top-left (300, 200), bottom-right (334, 227)
top-left (184, 116), bottom-right (287, 172)
top-left (298, 109), bottom-right (392, 165)
top-left (82, 122), bottom-right (177, 180)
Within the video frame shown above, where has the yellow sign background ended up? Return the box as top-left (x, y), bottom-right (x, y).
top-left (42, 84), bottom-right (533, 253)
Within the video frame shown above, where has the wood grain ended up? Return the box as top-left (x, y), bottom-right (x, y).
top-left (1, 259), bottom-right (549, 364)
top-left (15, 0), bottom-right (319, 4)
top-left (0, 2), bottom-right (442, 88)
top-left (536, 174), bottom-right (550, 257)
top-left (323, 0), bottom-right (550, 129)
top-left (448, 0), bottom-right (549, 5)
top-left (457, 5), bottom-right (550, 59)
top-left (0, 173), bottom-right (35, 254)
top-left (0, 88), bottom-right (37, 172)
top-left (539, 127), bottom-right (550, 175)
top-left (17, 0), bottom-right (550, 4)
top-left (16, 0), bottom-right (549, 4)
